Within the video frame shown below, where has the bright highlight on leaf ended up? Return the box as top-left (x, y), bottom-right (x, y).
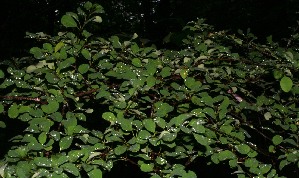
top-left (93, 16), bottom-right (102, 23)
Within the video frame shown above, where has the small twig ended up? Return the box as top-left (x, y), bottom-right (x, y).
top-left (0, 95), bottom-right (47, 104)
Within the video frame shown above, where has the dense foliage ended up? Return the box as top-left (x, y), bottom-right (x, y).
top-left (0, 2), bottom-right (298, 177)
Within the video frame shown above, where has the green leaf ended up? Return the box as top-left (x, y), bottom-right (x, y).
top-left (30, 47), bottom-right (43, 59)
top-left (58, 57), bottom-right (75, 70)
top-left (43, 43), bottom-right (53, 53)
top-left (131, 43), bottom-right (139, 54)
top-left (279, 160), bottom-right (290, 170)
top-left (45, 72), bottom-right (58, 83)
top-left (0, 121), bottom-right (6, 128)
top-left (41, 101), bottom-right (60, 114)
top-left (140, 163), bottom-right (154, 172)
top-left (145, 61), bottom-right (158, 75)
top-left (81, 49), bottom-right (91, 60)
top-left (143, 119), bottom-right (156, 133)
top-left (280, 76), bottom-right (293, 92)
top-left (8, 104), bottom-right (19, 119)
top-left (68, 150), bottom-right (84, 162)
top-left (203, 107), bottom-right (216, 119)
top-left (88, 169), bottom-right (103, 178)
top-left (185, 77), bottom-right (202, 91)
top-left (83, 1), bottom-right (92, 10)
top-left (272, 135), bottom-right (283, 145)
top-left (78, 64), bottom-right (90, 74)
top-left (273, 70), bottom-right (283, 80)
top-left (260, 164), bottom-right (272, 174)
top-left (161, 131), bottom-right (177, 142)
top-left (146, 76), bottom-right (156, 88)
top-left (160, 67), bottom-right (171, 78)
top-left (138, 130), bottom-right (151, 140)
top-left (38, 132), bottom-right (47, 145)
top-left (61, 163), bottom-right (79, 176)
top-left (170, 114), bottom-right (191, 127)
top-left (34, 157), bottom-right (52, 167)
top-left (220, 125), bottom-right (233, 134)
top-left (264, 112), bottom-right (272, 120)
top-left (0, 70), bottom-right (4, 78)
top-left (245, 158), bottom-right (259, 168)
top-left (235, 144), bottom-right (251, 154)
top-left (154, 117), bottom-right (166, 129)
top-left (114, 145), bottom-right (127, 155)
top-left (132, 58), bottom-right (142, 67)
top-left (110, 36), bottom-right (121, 48)
top-left (218, 150), bottom-right (236, 161)
top-left (154, 101), bottom-right (174, 117)
top-left (193, 133), bottom-right (208, 146)
top-left (180, 69), bottom-right (188, 79)
top-left (118, 118), bottom-right (133, 131)
top-left (59, 136), bottom-right (73, 151)
top-left (93, 16), bottom-right (102, 23)
top-left (189, 119), bottom-right (205, 133)
top-left (102, 112), bottom-right (117, 123)
top-left (55, 42), bottom-right (65, 53)
top-left (61, 15), bottom-right (78, 28)
top-left (62, 112), bottom-right (77, 135)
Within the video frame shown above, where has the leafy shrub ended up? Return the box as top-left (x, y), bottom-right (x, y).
top-left (0, 2), bottom-right (298, 178)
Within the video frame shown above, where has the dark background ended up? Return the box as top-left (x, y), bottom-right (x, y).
top-left (0, 0), bottom-right (298, 59)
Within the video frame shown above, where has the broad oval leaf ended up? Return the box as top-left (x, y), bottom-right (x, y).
top-left (114, 145), bottom-right (127, 155)
top-left (235, 144), bottom-right (251, 154)
top-left (143, 119), bottom-right (156, 133)
top-left (8, 104), bottom-right (19, 119)
top-left (59, 136), bottom-right (73, 151)
top-left (280, 76), bottom-right (293, 92)
top-left (61, 15), bottom-right (78, 28)
top-left (93, 16), bottom-right (102, 23)
top-left (102, 112), bottom-right (117, 123)
top-left (41, 101), bottom-right (60, 114)
top-left (140, 163), bottom-right (154, 172)
top-left (272, 135), bottom-right (283, 145)
top-left (78, 64), bottom-right (90, 74)
top-left (0, 70), bottom-right (4, 78)
top-left (61, 163), bottom-right (79, 176)
top-left (88, 169), bottom-right (103, 178)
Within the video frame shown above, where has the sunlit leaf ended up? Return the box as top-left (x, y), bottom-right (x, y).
top-left (280, 76), bottom-right (293, 92)
top-left (55, 42), bottom-right (65, 53)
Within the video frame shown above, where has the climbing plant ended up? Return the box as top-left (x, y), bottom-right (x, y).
top-left (0, 2), bottom-right (298, 178)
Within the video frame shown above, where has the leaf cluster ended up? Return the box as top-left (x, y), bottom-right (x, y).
top-left (0, 2), bottom-right (298, 178)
